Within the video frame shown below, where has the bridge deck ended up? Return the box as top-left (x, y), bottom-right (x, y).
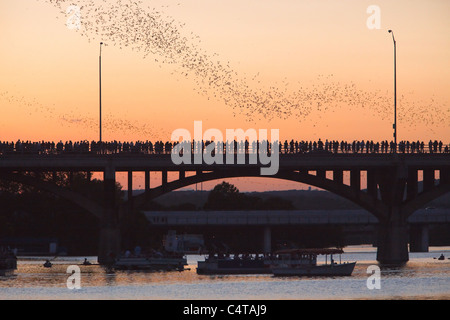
top-left (0, 153), bottom-right (448, 171)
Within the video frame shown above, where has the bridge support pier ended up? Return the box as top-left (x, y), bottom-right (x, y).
top-left (98, 166), bottom-right (121, 265)
top-left (98, 226), bottom-right (121, 265)
top-left (409, 224), bottom-right (429, 252)
top-left (263, 226), bottom-right (271, 253)
top-left (376, 211), bottom-right (409, 265)
top-left (375, 167), bottom-right (410, 265)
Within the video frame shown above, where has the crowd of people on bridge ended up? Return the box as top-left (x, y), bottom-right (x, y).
top-left (0, 139), bottom-right (448, 155)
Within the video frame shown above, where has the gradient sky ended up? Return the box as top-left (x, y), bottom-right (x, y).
top-left (1, 0), bottom-right (449, 191)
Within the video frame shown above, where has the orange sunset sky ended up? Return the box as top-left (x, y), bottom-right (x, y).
top-left (1, 0), bottom-right (449, 191)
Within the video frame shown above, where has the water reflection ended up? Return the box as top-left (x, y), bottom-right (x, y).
top-left (0, 247), bottom-right (449, 299)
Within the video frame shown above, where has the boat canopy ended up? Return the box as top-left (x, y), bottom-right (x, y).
top-left (274, 248), bottom-right (344, 255)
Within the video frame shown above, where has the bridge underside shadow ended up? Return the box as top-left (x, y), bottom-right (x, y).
top-left (1, 157), bottom-right (449, 266)
top-left (128, 166), bottom-right (450, 265)
top-left (0, 171), bottom-right (120, 264)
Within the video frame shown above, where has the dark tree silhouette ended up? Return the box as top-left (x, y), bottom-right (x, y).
top-left (204, 182), bottom-right (241, 210)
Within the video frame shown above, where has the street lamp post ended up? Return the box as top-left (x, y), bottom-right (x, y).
top-left (388, 30), bottom-right (397, 150)
top-left (99, 42), bottom-right (103, 142)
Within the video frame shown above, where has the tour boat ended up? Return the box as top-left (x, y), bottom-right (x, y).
top-left (0, 248), bottom-right (17, 276)
top-left (269, 248), bottom-right (356, 277)
top-left (163, 231), bottom-right (206, 255)
top-left (196, 253), bottom-right (272, 275)
top-left (113, 253), bottom-right (187, 271)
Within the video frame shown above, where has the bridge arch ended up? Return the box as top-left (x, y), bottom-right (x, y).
top-left (129, 169), bottom-right (388, 220)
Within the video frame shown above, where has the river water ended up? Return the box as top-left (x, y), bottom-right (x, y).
top-left (1, 245), bottom-right (449, 300)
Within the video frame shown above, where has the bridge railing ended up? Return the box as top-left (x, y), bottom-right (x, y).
top-left (0, 140), bottom-right (449, 156)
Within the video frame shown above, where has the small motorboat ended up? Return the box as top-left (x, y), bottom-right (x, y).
top-left (43, 260), bottom-right (53, 268)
